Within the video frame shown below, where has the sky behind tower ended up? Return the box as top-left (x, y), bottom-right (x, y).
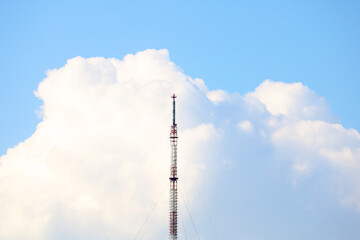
top-left (1, 1), bottom-right (360, 239)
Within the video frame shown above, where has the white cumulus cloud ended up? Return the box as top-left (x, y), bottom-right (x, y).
top-left (1, 49), bottom-right (360, 240)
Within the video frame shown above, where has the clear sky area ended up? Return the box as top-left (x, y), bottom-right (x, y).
top-left (0, 1), bottom-right (360, 240)
top-left (1, 0), bottom-right (360, 155)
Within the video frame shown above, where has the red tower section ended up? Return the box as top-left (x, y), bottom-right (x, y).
top-left (169, 94), bottom-right (178, 240)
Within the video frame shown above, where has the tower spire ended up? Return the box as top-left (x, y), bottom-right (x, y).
top-left (169, 94), bottom-right (178, 240)
top-left (172, 94), bottom-right (176, 125)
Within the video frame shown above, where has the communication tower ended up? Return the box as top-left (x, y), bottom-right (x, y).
top-left (169, 94), bottom-right (178, 240)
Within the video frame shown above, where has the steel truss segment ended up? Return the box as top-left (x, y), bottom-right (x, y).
top-left (169, 94), bottom-right (178, 240)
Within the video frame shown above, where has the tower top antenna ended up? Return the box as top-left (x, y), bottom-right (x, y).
top-left (172, 94), bottom-right (177, 126)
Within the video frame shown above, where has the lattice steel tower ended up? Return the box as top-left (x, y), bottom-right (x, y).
top-left (169, 94), bottom-right (178, 240)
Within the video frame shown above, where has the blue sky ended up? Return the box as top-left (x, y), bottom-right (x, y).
top-left (1, 0), bottom-right (360, 155)
top-left (1, 1), bottom-right (360, 239)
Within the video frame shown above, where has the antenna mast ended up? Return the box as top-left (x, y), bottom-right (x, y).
top-left (169, 94), bottom-right (178, 240)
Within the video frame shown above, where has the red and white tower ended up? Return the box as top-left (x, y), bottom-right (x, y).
top-left (169, 94), bottom-right (178, 240)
